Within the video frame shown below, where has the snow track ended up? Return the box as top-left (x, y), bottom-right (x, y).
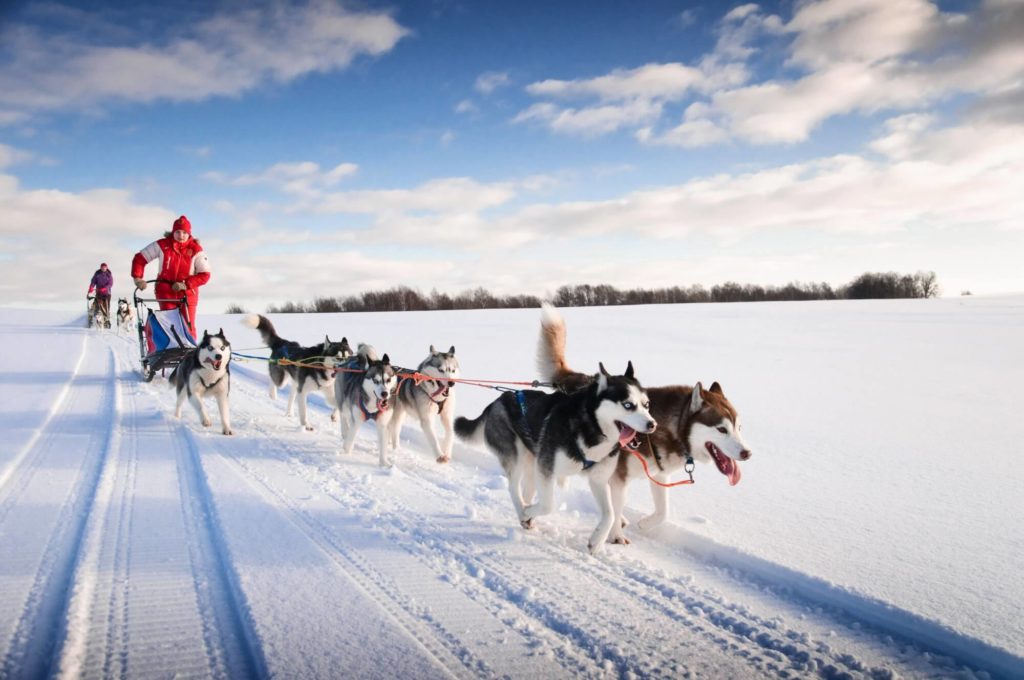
top-left (0, 324), bottom-right (1014, 679)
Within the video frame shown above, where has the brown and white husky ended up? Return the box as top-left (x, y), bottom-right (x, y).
top-left (536, 303), bottom-right (752, 544)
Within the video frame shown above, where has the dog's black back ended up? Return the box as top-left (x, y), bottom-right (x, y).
top-left (247, 314), bottom-right (349, 389)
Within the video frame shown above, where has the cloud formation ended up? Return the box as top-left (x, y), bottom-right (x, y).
top-left (517, 0), bottom-right (1024, 147)
top-left (0, 0), bottom-right (409, 123)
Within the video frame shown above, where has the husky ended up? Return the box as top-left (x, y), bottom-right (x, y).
top-left (336, 344), bottom-right (400, 468)
top-left (115, 297), bottom-right (134, 334)
top-left (242, 314), bottom-right (352, 430)
top-left (537, 303), bottom-right (751, 541)
top-left (388, 345), bottom-right (460, 463)
top-left (455, 361), bottom-right (656, 553)
top-left (170, 329), bottom-right (233, 435)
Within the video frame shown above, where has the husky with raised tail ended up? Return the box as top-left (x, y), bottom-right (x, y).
top-left (537, 303), bottom-right (751, 541)
top-left (336, 344), bottom-right (400, 468)
top-left (455, 358), bottom-right (656, 553)
top-left (170, 329), bottom-right (233, 435)
top-left (115, 297), bottom-right (134, 334)
top-left (389, 345), bottom-right (460, 463)
top-left (242, 314), bottom-right (352, 430)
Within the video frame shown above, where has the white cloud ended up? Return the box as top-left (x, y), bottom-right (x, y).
top-left (207, 161), bottom-right (359, 197)
top-left (0, 1), bottom-right (409, 123)
top-left (474, 71), bottom-right (510, 94)
top-left (513, 99), bottom-right (665, 137)
top-left (440, 130), bottom-right (456, 146)
top-left (517, 0), bottom-right (1024, 147)
top-left (455, 99), bottom-right (478, 114)
top-left (0, 144), bottom-right (33, 169)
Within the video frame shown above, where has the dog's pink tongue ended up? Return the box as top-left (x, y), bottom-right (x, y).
top-left (726, 459), bottom-right (742, 486)
top-left (617, 425), bottom-right (636, 446)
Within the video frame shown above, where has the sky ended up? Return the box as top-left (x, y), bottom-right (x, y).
top-left (1, 0), bottom-right (1023, 312)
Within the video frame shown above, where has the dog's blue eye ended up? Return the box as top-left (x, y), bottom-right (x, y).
top-left (623, 401), bottom-right (635, 411)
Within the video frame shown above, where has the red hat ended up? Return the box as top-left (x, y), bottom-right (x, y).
top-left (172, 215), bottom-right (192, 234)
top-left (100, 262), bottom-right (108, 267)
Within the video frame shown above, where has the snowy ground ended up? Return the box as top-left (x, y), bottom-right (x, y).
top-left (0, 298), bottom-right (1021, 679)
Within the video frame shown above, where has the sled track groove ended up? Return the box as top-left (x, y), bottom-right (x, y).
top-left (174, 425), bottom-right (270, 679)
top-left (0, 341), bottom-right (116, 678)
top-left (51, 336), bottom-right (265, 679)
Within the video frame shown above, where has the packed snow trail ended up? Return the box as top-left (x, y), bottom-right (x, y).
top-left (0, 318), bottom-right (1018, 679)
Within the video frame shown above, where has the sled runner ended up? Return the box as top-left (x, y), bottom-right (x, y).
top-left (134, 280), bottom-right (196, 382)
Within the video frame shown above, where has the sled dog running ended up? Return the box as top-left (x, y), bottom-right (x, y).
top-left (170, 328), bottom-right (233, 435)
top-left (115, 297), bottom-right (134, 334)
top-left (243, 314), bottom-right (352, 430)
top-left (336, 344), bottom-right (400, 468)
top-left (389, 345), bottom-right (460, 463)
top-left (537, 303), bottom-right (752, 539)
top-left (455, 355), bottom-right (656, 553)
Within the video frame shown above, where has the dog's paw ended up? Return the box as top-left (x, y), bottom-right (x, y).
top-left (380, 458), bottom-right (394, 469)
top-left (201, 417), bottom-right (212, 427)
top-left (609, 533), bottom-right (631, 545)
top-left (588, 542), bottom-right (604, 555)
top-left (520, 518), bottom-right (535, 530)
top-left (436, 455), bottom-right (450, 464)
top-left (222, 428), bottom-right (234, 436)
top-left (304, 425), bottom-right (315, 432)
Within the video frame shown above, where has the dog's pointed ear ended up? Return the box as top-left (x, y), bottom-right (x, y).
top-left (201, 330), bottom-right (210, 341)
top-left (709, 381), bottom-right (723, 395)
top-left (382, 353), bottom-right (390, 365)
top-left (430, 344), bottom-right (437, 354)
top-left (596, 363), bottom-right (608, 391)
top-left (690, 382), bottom-right (705, 412)
top-left (448, 345), bottom-right (455, 355)
top-left (624, 361), bottom-right (634, 379)
top-left (599, 362), bottom-right (610, 377)
top-left (218, 327), bottom-right (224, 337)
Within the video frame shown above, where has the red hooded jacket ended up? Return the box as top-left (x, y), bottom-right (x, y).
top-left (131, 235), bottom-right (210, 333)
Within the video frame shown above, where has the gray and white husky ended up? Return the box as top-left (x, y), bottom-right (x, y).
top-left (336, 344), bottom-right (400, 468)
top-left (389, 345), bottom-right (460, 463)
top-left (537, 303), bottom-right (752, 540)
top-left (242, 314), bottom-right (352, 430)
top-left (115, 297), bottom-right (134, 334)
top-left (455, 361), bottom-right (657, 553)
top-left (170, 329), bottom-right (233, 435)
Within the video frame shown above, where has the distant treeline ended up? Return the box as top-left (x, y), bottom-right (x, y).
top-left (224, 270), bottom-right (939, 314)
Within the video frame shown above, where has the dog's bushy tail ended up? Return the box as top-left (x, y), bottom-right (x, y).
top-left (241, 314), bottom-right (283, 349)
top-left (537, 302), bottom-right (575, 383)
top-left (454, 412), bottom-right (486, 446)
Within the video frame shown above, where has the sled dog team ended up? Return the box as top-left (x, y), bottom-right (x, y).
top-left (169, 304), bottom-right (752, 553)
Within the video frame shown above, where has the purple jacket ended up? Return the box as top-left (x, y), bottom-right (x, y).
top-left (89, 269), bottom-right (113, 296)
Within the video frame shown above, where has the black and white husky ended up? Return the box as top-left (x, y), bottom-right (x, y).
top-left (389, 345), bottom-right (460, 463)
top-left (537, 303), bottom-right (752, 540)
top-left (170, 329), bottom-right (233, 435)
top-left (336, 344), bottom-right (400, 468)
top-left (242, 314), bottom-right (352, 430)
top-left (115, 297), bottom-right (134, 334)
top-left (455, 362), bottom-right (657, 553)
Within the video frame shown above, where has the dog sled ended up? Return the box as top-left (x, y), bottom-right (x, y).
top-left (86, 294), bottom-right (110, 329)
top-left (134, 280), bottom-right (196, 382)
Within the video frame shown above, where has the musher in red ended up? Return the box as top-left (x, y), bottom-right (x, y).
top-left (131, 215), bottom-right (211, 339)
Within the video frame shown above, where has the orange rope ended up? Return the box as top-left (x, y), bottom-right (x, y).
top-left (628, 447), bottom-right (695, 488)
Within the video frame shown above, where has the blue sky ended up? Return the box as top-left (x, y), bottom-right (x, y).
top-left (1, 0), bottom-right (1022, 311)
